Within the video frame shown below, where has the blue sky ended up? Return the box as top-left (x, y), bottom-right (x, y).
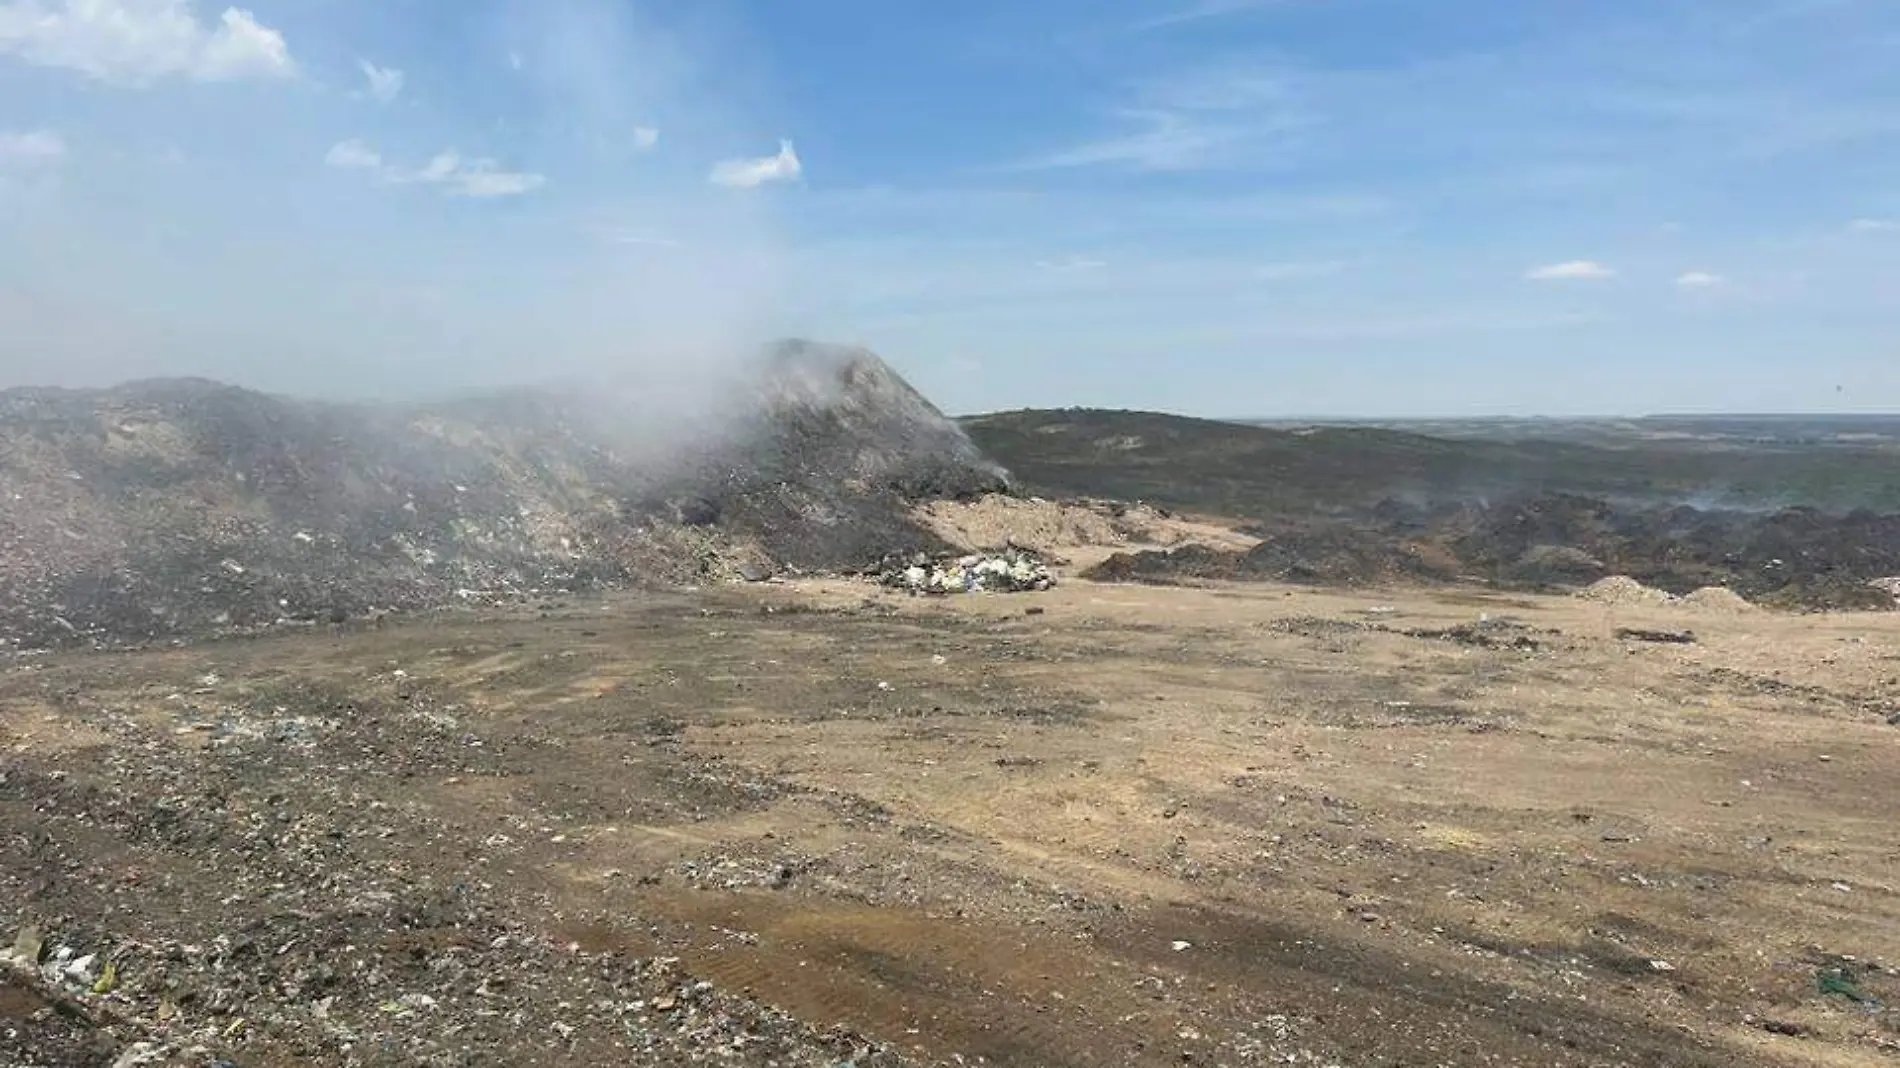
top-left (1, 0), bottom-right (1897, 416)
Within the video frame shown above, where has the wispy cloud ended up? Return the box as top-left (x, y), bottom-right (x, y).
top-left (1675, 270), bottom-right (1726, 288)
top-left (358, 59), bottom-right (403, 103)
top-left (1034, 256), bottom-right (1107, 272)
top-left (1848, 217), bottom-right (1899, 232)
top-left (0, 129), bottom-right (65, 164)
top-left (0, 0), bottom-right (294, 84)
top-left (709, 139), bottom-right (801, 188)
top-left (325, 140), bottom-right (544, 198)
top-left (632, 126), bottom-right (660, 151)
top-left (594, 226), bottom-right (681, 248)
top-left (1252, 259), bottom-right (1348, 280)
top-left (1133, 0), bottom-right (1288, 32)
top-left (1526, 260), bottom-right (1617, 281)
top-left (1010, 66), bottom-right (1314, 172)
top-left (324, 139), bottom-right (382, 170)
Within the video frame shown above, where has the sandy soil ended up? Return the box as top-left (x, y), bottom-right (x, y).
top-left (5, 570), bottom-right (1899, 1066)
top-left (911, 494), bottom-right (1259, 569)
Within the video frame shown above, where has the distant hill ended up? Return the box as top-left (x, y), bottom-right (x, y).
top-left (960, 408), bottom-right (1900, 517)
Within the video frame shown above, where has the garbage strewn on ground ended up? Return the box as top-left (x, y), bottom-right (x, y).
top-left (877, 550), bottom-right (1055, 595)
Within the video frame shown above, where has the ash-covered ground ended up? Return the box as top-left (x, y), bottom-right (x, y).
top-left (1088, 493), bottom-right (1900, 610)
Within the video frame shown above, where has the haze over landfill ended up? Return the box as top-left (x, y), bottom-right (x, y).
top-left (4, 3), bottom-right (1900, 1068)
top-left (3, 0), bottom-right (1898, 415)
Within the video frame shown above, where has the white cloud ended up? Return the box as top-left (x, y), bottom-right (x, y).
top-left (0, 129), bottom-right (66, 164)
top-left (325, 141), bottom-right (543, 198)
top-left (632, 126), bottom-right (660, 151)
top-left (709, 139), bottom-right (801, 188)
top-left (507, 50), bottom-right (522, 71)
top-left (1675, 270), bottom-right (1725, 288)
top-left (0, 1), bottom-right (294, 84)
top-left (1134, 0), bottom-right (1284, 31)
top-left (1008, 68), bottom-right (1313, 173)
top-left (1526, 260), bottom-right (1617, 281)
top-left (324, 139), bottom-right (381, 170)
top-left (1848, 218), bottom-right (1898, 233)
top-left (359, 59), bottom-right (403, 103)
top-left (437, 159), bottom-right (544, 198)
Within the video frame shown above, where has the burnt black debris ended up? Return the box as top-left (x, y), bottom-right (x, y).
top-left (0, 341), bottom-right (1008, 651)
top-left (1086, 492), bottom-right (1900, 610)
top-left (1614, 628), bottom-right (1699, 645)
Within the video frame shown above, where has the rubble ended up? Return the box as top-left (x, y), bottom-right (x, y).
top-left (875, 550), bottom-right (1055, 595)
top-left (1614, 627), bottom-right (1699, 645)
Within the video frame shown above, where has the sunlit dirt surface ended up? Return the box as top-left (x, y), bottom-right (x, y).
top-left (5, 576), bottom-right (1898, 1066)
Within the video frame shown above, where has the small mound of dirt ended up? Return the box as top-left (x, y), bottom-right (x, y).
top-left (913, 494), bottom-right (1257, 557)
top-left (1577, 576), bottom-right (1676, 606)
top-left (1680, 586), bottom-right (1757, 614)
top-left (913, 495), bottom-right (1125, 552)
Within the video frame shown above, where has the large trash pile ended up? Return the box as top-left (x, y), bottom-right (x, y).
top-left (0, 341), bottom-right (1009, 650)
top-left (878, 550), bottom-right (1055, 594)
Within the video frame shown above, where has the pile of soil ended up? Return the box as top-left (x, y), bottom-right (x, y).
top-left (1577, 576), bottom-right (1677, 606)
top-left (0, 341), bottom-right (1007, 650)
top-left (910, 494), bottom-right (1258, 557)
top-left (1088, 521), bottom-right (1444, 587)
top-left (1680, 586), bottom-right (1758, 614)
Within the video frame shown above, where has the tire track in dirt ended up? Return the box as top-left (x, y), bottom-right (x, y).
top-left (578, 888), bottom-right (1214, 1067)
top-left (1102, 900), bottom-right (1745, 1067)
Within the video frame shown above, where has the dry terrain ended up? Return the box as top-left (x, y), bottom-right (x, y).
top-left (5, 561), bottom-right (1899, 1065)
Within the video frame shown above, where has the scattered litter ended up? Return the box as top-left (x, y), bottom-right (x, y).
top-left (878, 550), bottom-right (1055, 595)
top-left (1869, 576), bottom-right (1900, 606)
top-left (1172, 940), bottom-right (1192, 952)
top-left (64, 953), bottom-right (99, 985)
top-left (1817, 967), bottom-right (1873, 1004)
top-left (110, 1043), bottom-right (168, 1068)
top-left (1614, 627), bottom-right (1697, 645)
top-left (1649, 959), bottom-right (1675, 972)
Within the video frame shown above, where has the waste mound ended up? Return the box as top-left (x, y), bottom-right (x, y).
top-left (0, 340), bottom-right (1008, 649)
top-left (876, 550), bottom-right (1055, 595)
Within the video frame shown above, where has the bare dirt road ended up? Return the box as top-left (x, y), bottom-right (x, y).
top-left (5, 573), bottom-right (1898, 1066)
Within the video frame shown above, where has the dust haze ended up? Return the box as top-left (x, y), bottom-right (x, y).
top-left (0, 0), bottom-right (800, 461)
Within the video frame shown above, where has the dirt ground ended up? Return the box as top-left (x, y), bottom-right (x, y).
top-left (4, 568), bottom-right (1899, 1066)
top-left (910, 494), bottom-right (1260, 568)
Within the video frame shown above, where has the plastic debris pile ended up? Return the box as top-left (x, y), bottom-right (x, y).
top-left (879, 551), bottom-right (1055, 595)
